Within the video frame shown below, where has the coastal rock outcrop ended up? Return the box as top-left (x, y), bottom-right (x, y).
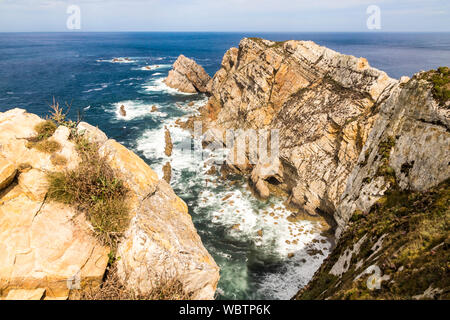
top-left (196, 38), bottom-right (449, 299)
top-left (164, 55), bottom-right (212, 93)
top-left (0, 109), bottom-right (107, 300)
top-left (0, 108), bottom-right (219, 300)
top-left (202, 37), bottom-right (397, 221)
top-left (335, 71), bottom-right (450, 236)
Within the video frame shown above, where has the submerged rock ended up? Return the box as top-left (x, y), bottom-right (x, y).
top-left (164, 55), bottom-right (211, 93)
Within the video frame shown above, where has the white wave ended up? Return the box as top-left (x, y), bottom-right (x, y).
top-left (134, 96), bottom-right (331, 300)
top-left (142, 77), bottom-right (197, 96)
top-left (83, 105), bottom-right (91, 111)
top-left (97, 57), bottom-right (136, 64)
top-left (83, 83), bottom-right (109, 93)
top-left (138, 64), bottom-right (171, 71)
top-left (110, 100), bottom-right (167, 121)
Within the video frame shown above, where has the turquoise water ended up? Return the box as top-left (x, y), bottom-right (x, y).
top-left (1, 32), bottom-right (449, 299)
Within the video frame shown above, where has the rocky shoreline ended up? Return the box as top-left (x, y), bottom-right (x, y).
top-left (1, 37), bottom-right (448, 300)
top-left (165, 38), bottom-right (449, 299)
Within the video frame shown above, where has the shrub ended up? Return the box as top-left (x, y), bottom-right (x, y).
top-left (47, 139), bottom-right (129, 249)
top-left (34, 120), bottom-right (57, 141)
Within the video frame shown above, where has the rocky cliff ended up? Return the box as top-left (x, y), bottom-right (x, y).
top-left (202, 37), bottom-right (397, 224)
top-left (295, 69), bottom-right (449, 299)
top-left (189, 38), bottom-right (449, 299)
top-left (0, 109), bottom-right (219, 300)
top-left (164, 54), bottom-right (212, 93)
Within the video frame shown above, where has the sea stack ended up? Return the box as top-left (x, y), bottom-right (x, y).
top-left (164, 55), bottom-right (211, 94)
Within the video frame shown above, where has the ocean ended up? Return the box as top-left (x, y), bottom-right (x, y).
top-left (1, 32), bottom-right (449, 300)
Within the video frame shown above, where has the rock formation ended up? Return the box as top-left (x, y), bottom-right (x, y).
top-left (164, 55), bottom-right (211, 93)
top-left (0, 109), bottom-right (219, 300)
top-left (195, 37), bottom-right (449, 299)
top-left (202, 37), bottom-right (397, 221)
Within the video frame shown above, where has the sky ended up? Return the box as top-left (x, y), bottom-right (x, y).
top-left (0, 0), bottom-right (449, 32)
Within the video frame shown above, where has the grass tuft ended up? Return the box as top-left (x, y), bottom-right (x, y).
top-left (50, 154), bottom-right (68, 166)
top-left (32, 139), bottom-right (62, 153)
top-left (47, 138), bottom-right (129, 249)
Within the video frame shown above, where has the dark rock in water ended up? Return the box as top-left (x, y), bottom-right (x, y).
top-left (162, 161), bottom-right (172, 184)
top-left (150, 105), bottom-right (158, 112)
top-left (120, 105), bottom-right (126, 117)
top-left (164, 126), bottom-right (173, 157)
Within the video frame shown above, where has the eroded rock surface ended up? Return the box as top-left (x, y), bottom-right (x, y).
top-left (164, 55), bottom-right (212, 93)
top-left (202, 37), bottom-right (397, 221)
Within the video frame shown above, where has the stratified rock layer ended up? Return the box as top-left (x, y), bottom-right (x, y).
top-left (164, 54), bottom-right (212, 93)
top-left (203, 37), bottom-right (397, 222)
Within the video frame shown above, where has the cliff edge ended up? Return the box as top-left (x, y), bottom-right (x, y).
top-left (0, 108), bottom-right (219, 300)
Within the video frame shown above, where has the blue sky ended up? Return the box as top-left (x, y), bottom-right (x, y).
top-left (0, 0), bottom-right (449, 32)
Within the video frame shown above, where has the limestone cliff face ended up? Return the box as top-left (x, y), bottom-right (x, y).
top-left (0, 109), bottom-right (219, 300)
top-left (335, 72), bottom-right (450, 237)
top-left (203, 37), bottom-right (397, 221)
top-left (164, 54), bottom-right (212, 93)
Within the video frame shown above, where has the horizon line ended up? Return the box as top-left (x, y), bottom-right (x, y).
top-left (1, 30), bottom-right (450, 34)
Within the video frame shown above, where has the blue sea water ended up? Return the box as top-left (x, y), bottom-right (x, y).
top-left (0, 32), bottom-right (449, 300)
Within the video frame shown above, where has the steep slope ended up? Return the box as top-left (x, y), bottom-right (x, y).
top-left (296, 69), bottom-right (449, 300)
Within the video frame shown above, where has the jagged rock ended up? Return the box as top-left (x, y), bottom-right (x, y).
top-left (162, 161), bottom-right (172, 183)
top-left (0, 109), bottom-right (219, 300)
top-left (255, 179), bottom-right (270, 199)
top-left (164, 55), bottom-right (211, 93)
top-left (164, 126), bottom-right (173, 157)
top-left (203, 37), bottom-right (397, 217)
top-left (86, 123), bottom-right (220, 300)
top-left (77, 122), bottom-right (108, 145)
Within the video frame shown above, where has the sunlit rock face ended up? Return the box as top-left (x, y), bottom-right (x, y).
top-left (0, 109), bottom-right (219, 300)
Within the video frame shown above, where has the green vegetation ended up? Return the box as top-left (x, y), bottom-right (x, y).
top-left (28, 100), bottom-right (131, 252)
top-left (26, 120), bottom-right (61, 152)
top-left (375, 136), bottom-right (397, 186)
top-left (297, 179), bottom-right (450, 300)
top-left (420, 67), bottom-right (450, 106)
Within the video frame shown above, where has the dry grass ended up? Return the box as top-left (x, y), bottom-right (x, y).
top-left (76, 265), bottom-right (192, 300)
top-left (33, 139), bottom-right (62, 153)
top-left (46, 137), bottom-right (129, 249)
top-left (50, 154), bottom-right (68, 166)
